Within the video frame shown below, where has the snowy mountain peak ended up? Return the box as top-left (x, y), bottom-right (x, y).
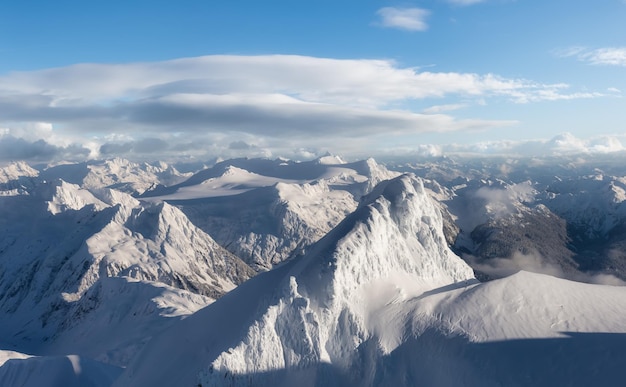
top-left (7, 156), bottom-right (626, 386)
top-left (350, 158), bottom-right (401, 195)
top-left (42, 180), bottom-right (107, 215)
top-left (221, 165), bottom-right (247, 176)
top-left (360, 172), bottom-right (421, 207)
top-left (117, 174), bottom-right (476, 386)
top-left (0, 173), bottom-right (258, 368)
top-left (0, 161), bottom-right (40, 195)
top-left (38, 158), bottom-right (191, 196)
top-left (90, 187), bottom-right (141, 209)
top-left (315, 154), bottom-right (347, 165)
top-left (277, 174), bottom-right (476, 366)
top-left (293, 174), bottom-right (476, 308)
top-left (0, 161), bottom-right (39, 183)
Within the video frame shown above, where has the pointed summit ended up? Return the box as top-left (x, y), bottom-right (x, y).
top-left (116, 174), bottom-right (476, 386)
top-left (315, 153), bottom-right (347, 165)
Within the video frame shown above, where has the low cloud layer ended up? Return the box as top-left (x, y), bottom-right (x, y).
top-left (381, 133), bottom-right (626, 160)
top-left (466, 251), bottom-right (626, 286)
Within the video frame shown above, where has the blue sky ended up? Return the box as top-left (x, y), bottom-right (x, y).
top-left (1, 0), bottom-right (625, 162)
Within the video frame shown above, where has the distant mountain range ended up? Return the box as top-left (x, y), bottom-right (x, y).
top-left (1, 154), bottom-right (625, 386)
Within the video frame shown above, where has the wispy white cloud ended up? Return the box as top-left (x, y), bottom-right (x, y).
top-left (553, 46), bottom-right (586, 58)
top-left (557, 46), bottom-right (626, 67)
top-left (376, 7), bottom-right (430, 31)
top-left (446, 0), bottom-right (486, 5)
top-left (423, 103), bottom-right (467, 113)
top-left (583, 47), bottom-right (626, 66)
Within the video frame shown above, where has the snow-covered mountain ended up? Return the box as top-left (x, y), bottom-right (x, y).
top-left (116, 174), bottom-right (626, 387)
top-left (393, 155), bottom-right (626, 283)
top-left (0, 161), bottom-right (39, 195)
top-left (2, 155), bottom-right (626, 387)
top-left (0, 161), bottom-right (39, 183)
top-left (40, 158), bottom-right (191, 196)
top-left (142, 156), bottom-right (399, 270)
top-left (114, 174), bottom-right (475, 386)
top-left (0, 177), bottom-right (253, 366)
top-left (540, 172), bottom-right (626, 239)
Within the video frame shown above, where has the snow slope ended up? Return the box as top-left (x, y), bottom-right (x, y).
top-left (0, 350), bottom-right (32, 367)
top-left (116, 174), bottom-right (626, 387)
top-left (0, 354), bottom-right (121, 387)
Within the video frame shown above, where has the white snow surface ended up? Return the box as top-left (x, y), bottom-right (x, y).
top-left (117, 174), bottom-right (626, 387)
top-left (183, 180), bottom-right (359, 270)
top-left (0, 350), bottom-right (32, 367)
top-left (145, 156), bottom-right (391, 202)
top-left (0, 353), bottom-right (121, 387)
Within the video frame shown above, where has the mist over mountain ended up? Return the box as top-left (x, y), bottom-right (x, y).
top-left (392, 154), bottom-right (626, 284)
top-left (1, 153), bottom-right (626, 386)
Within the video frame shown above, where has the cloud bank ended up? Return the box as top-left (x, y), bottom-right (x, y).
top-left (376, 133), bottom-right (626, 161)
top-left (0, 55), bottom-right (607, 162)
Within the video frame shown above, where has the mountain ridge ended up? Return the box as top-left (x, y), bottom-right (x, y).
top-left (114, 174), bottom-right (477, 386)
